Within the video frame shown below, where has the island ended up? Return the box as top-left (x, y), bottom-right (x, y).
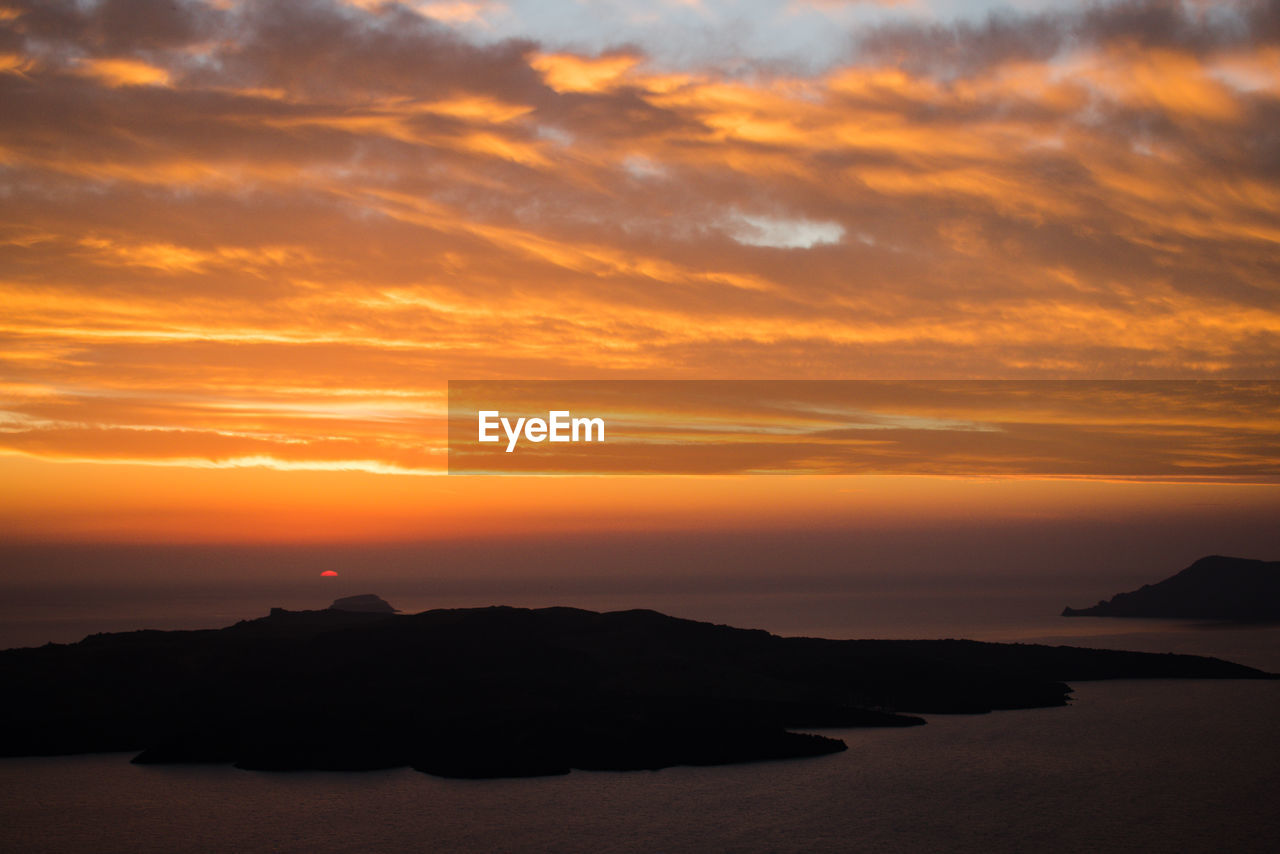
top-left (327, 593), bottom-right (399, 614)
top-left (1, 604), bottom-right (1272, 778)
top-left (1062, 555), bottom-right (1280, 620)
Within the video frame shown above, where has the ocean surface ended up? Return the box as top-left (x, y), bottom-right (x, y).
top-left (3, 580), bottom-right (1280, 671)
top-left (1, 586), bottom-right (1278, 853)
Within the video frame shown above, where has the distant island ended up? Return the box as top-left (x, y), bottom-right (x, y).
top-left (327, 593), bottom-right (399, 614)
top-left (1, 603), bottom-right (1272, 778)
top-left (1063, 556), bottom-right (1280, 620)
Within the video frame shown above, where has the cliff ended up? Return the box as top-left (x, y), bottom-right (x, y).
top-left (1063, 556), bottom-right (1280, 619)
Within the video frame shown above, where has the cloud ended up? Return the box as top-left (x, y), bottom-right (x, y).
top-left (530, 51), bottom-right (640, 93)
top-left (412, 0), bottom-right (506, 27)
top-left (0, 0), bottom-right (1277, 477)
top-left (726, 213), bottom-right (845, 248)
top-left (444, 380), bottom-right (1280, 479)
top-left (73, 56), bottom-right (172, 87)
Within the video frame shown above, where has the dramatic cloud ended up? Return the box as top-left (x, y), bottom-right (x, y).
top-left (446, 380), bottom-right (1280, 479)
top-left (0, 0), bottom-right (1277, 484)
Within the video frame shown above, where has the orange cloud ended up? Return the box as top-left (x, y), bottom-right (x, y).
top-left (531, 52), bottom-right (639, 93)
top-left (75, 57), bottom-right (172, 88)
top-left (0, 0), bottom-right (1277, 541)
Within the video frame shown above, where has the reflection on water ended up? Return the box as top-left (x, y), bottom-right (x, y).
top-left (2, 582), bottom-right (1278, 853)
top-left (0, 680), bottom-right (1276, 854)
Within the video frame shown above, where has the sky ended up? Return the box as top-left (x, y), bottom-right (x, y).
top-left (0, 0), bottom-right (1278, 600)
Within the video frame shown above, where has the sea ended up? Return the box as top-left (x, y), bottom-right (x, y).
top-left (1, 584), bottom-right (1278, 853)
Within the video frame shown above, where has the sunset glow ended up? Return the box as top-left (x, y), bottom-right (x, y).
top-left (1, 0), bottom-right (1277, 546)
top-left (3, 8), bottom-right (1279, 850)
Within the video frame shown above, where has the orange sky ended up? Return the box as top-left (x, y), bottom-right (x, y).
top-left (0, 0), bottom-right (1278, 548)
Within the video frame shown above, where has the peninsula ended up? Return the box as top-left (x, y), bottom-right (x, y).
top-left (1, 604), bottom-right (1272, 778)
top-left (1063, 556), bottom-right (1280, 620)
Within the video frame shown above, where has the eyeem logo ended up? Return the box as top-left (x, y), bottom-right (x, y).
top-left (478, 410), bottom-right (605, 453)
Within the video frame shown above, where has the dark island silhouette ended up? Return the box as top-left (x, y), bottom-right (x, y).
top-left (328, 593), bottom-right (399, 614)
top-left (1063, 556), bottom-right (1280, 620)
top-left (1, 602), bottom-right (1273, 778)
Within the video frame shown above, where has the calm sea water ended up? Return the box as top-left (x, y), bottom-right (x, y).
top-left (2, 587), bottom-right (1277, 853)
top-left (0, 679), bottom-right (1276, 854)
top-left (4, 581), bottom-right (1280, 670)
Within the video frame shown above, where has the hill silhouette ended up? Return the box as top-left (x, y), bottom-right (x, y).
top-left (0, 605), bottom-right (1272, 778)
top-left (1063, 556), bottom-right (1280, 619)
top-left (328, 593), bottom-right (398, 614)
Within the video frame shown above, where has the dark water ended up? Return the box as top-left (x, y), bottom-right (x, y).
top-left (0, 679), bottom-right (1276, 853)
top-left (2, 588), bottom-right (1278, 852)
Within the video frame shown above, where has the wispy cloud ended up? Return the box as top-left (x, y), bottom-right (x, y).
top-left (0, 0), bottom-right (1277, 479)
top-left (446, 381), bottom-right (1280, 479)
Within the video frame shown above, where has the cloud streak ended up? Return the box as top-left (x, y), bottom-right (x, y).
top-left (445, 380), bottom-right (1280, 479)
top-left (0, 0), bottom-right (1277, 479)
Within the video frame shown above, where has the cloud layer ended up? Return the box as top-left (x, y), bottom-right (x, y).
top-left (1, 0), bottom-right (1278, 476)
